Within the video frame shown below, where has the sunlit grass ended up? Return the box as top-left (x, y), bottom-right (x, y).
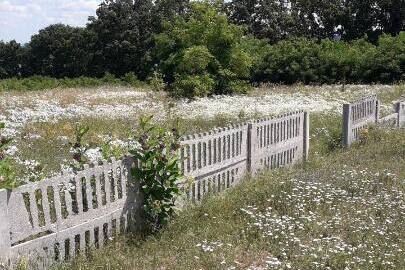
top-left (55, 124), bottom-right (404, 270)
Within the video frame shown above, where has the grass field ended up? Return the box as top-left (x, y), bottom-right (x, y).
top-left (1, 84), bottom-right (404, 186)
top-left (49, 119), bottom-right (405, 270)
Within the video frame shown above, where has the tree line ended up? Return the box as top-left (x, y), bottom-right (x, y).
top-left (0, 0), bottom-right (404, 96)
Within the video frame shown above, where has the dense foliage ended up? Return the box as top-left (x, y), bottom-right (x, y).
top-left (253, 33), bottom-right (405, 84)
top-left (0, 40), bottom-right (25, 79)
top-left (130, 116), bottom-right (182, 232)
top-left (154, 2), bottom-right (252, 97)
top-left (226, 0), bottom-right (405, 43)
top-left (27, 24), bottom-right (96, 78)
top-left (0, 123), bottom-right (15, 189)
top-left (0, 0), bottom-right (404, 95)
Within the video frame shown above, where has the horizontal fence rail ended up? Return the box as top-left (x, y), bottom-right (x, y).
top-left (1, 110), bottom-right (310, 268)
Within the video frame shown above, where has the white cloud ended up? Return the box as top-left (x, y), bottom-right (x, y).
top-left (61, 0), bottom-right (99, 11)
top-left (0, 0), bottom-right (102, 43)
top-left (0, 1), bottom-right (26, 13)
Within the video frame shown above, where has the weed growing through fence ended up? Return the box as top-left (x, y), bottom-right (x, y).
top-left (130, 116), bottom-right (182, 232)
top-left (101, 135), bottom-right (126, 161)
top-left (0, 122), bottom-right (15, 189)
top-left (69, 125), bottom-right (90, 171)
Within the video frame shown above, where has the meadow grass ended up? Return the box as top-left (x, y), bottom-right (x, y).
top-left (0, 74), bottom-right (146, 92)
top-left (4, 84), bottom-right (403, 268)
top-left (51, 116), bottom-right (405, 270)
top-left (3, 83), bottom-right (404, 186)
top-left (8, 104), bottom-right (258, 183)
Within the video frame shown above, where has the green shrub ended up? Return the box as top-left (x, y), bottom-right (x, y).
top-left (148, 70), bottom-right (166, 92)
top-left (154, 1), bottom-right (253, 97)
top-left (173, 73), bottom-right (215, 98)
top-left (69, 125), bottom-right (90, 171)
top-left (370, 33), bottom-right (405, 83)
top-left (130, 116), bottom-right (182, 232)
top-left (254, 33), bottom-right (405, 84)
top-left (122, 72), bottom-right (142, 87)
top-left (0, 123), bottom-right (15, 189)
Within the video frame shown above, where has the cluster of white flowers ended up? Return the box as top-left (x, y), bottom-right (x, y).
top-left (196, 240), bottom-right (224, 252)
top-left (18, 159), bottom-right (44, 183)
top-left (0, 85), bottom-right (396, 141)
top-left (84, 147), bottom-right (104, 164)
top-left (0, 85), bottom-right (401, 184)
top-left (4, 145), bottom-right (18, 156)
top-left (239, 168), bottom-right (404, 269)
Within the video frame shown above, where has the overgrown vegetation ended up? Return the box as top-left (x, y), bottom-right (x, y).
top-left (0, 73), bottom-right (144, 92)
top-left (1, 0), bottom-right (404, 96)
top-left (69, 125), bottom-right (90, 172)
top-left (253, 33), bottom-right (405, 84)
top-left (0, 123), bottom-right (15, 189)
top-left (57, 116), bottom-right (405, 270)
top-left (130, 116), bottom-right (183, 232)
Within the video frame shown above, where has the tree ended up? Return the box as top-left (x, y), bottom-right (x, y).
top-left (154, 1), bottom-right (253, 97)
top-left (88, 0), bottom-right (155, 78)
top-left (27, 24), bottom-right (96, 77)
top-left (154, 0), bottom-right (190, 28)
top-left (0, 40), bottom-right (25, 79)
top-left (226, 0), bottom-right (293, 43)
top-left (225, 0), bottom-right (405, 42)
top-left (88, 0), bottom-right (190, 79)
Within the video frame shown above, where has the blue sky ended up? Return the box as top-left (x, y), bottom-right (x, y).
top-left (0, 0), bottom-right (103, 43)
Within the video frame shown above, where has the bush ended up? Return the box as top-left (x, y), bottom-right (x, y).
top-left (148, 70), bottom-right (166, 92)
top-left (154, 1), bottom-right (253, 97)
top-left (173, 74), bottom-right (215, 98)
top-left (69, 125), bottom-right (90, 172)
top-left (254, 33), bottom-right (405, 84)
top-left (0, 123), bottom-right (15, 189)
top-left (122, 72), bottom-right (142, 87)
top-left (130, 116), bottom-right (182, 232)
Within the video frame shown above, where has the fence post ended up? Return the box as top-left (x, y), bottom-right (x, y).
top-left (375, 100), bottom-right (380, 123)
top-left (395, 101), bottom-right (404, 128)
top-left (247, 123), bottom-right (253, 174)
top-left (0, 189), bottom-right (11, 266)
top-left (303, 112), bottom-right (310, 161)
top-left (342, 103), bottom-right (351, 147)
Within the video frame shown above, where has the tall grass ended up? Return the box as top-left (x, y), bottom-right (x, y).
top-left (0, 73), bottom-right (145, 92)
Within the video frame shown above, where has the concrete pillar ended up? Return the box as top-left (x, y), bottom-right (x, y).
top-left (342, 103), bottom-right (352, 147)
top-left (247, 123), bottom-right (253, 174)
top-left (0, 189), bottom-right (11, 266)
top-left (395, 101), bottom-right (405, 128)
top-left (303, 112), bottom-right (310, 161)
